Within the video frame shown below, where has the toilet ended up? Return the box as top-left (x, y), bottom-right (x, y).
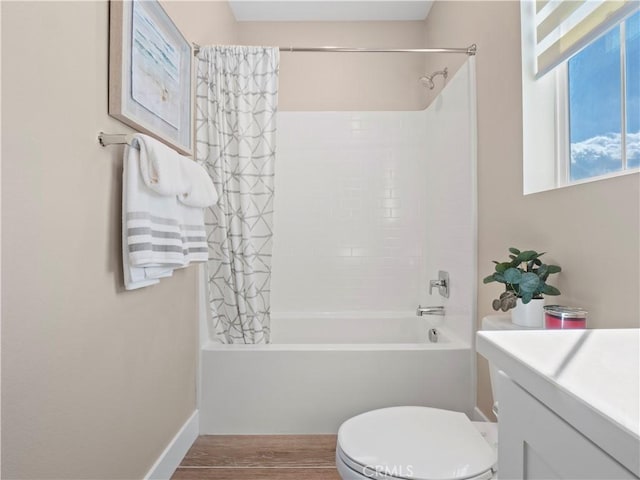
top-left (335, 315), bottom-right (528, 480)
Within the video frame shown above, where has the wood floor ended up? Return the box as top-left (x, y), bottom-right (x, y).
top-left (172, 435), bottom-right (341, 479)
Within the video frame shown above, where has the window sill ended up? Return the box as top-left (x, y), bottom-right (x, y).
top-left (562, 167), bottom-right (640, 188)
top-left (525, 165), bottom-right (639, 195)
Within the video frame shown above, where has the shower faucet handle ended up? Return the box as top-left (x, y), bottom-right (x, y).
top-left (429, 279), bottom-right (445, 294)
top-left (428, 271), bottom-right (450, 298)
top-left (416, 305), bottom-right (445, 316)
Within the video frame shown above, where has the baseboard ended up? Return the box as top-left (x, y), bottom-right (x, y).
top-left (472, 406), bottom-right (490, 422)
top-left (144, 410), bottom-right (199, 480)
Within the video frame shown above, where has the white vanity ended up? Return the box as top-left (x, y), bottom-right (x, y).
top-left (477, 328), bottom-right (640, 479)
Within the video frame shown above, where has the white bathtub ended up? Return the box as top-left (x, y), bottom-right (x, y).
top-left (199, 313), bottom-right (473, 434)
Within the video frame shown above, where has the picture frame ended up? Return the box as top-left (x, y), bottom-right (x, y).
top-left (109, 0), bottom-right (192, 155)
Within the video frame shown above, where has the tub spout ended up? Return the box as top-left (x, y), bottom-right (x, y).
top-left (416, 305), bottom-right (445, 316)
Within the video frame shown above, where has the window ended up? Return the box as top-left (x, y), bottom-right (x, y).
top-left (565, 10), bottom-right (640, 182)
top-left (520, 1), bottom-right (639, 194)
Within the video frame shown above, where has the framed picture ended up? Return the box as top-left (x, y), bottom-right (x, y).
top-left (109, 0), bottom-right (192, 155)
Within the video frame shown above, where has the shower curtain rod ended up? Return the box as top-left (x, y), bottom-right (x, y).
top-left (192, 44), bottom-right (476, 56)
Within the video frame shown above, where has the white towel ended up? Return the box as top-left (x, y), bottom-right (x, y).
top-left (179, 160), bottom-right (218, 208)
top-left (122, 135), bottom-right (210, 290)
top-left (136, 133), bottom-right (190, 196)
top-left (180, 203), bottom-right (209, 263)
top-left (123, 142), bottom-right (184, 290)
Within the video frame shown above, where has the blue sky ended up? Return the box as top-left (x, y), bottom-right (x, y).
top-left (568, 10), bottom-right (639, 180)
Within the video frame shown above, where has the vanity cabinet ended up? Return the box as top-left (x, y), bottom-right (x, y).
top-left (477, 329), bottom-right (640, 480)
top-left (497, 371), bottom-right (636, 479)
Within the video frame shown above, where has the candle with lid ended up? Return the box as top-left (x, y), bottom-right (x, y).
top-left (544, 305), bottom-right (587, 329)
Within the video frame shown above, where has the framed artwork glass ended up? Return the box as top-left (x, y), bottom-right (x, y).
top-left (109, 0), bottom-right (192, 155)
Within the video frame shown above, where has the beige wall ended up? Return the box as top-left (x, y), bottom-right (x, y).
top-left (238, 21), bottom-right (427, 110)
top-left (423, 0), bottom-right (640, 418)
top-left (162, 0), bottom-right (239, 45)
top-left (1, 1), bottom-right (237, 478)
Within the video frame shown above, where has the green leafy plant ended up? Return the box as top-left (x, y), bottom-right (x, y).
top-left (483, 248), bottom-right (561, 312)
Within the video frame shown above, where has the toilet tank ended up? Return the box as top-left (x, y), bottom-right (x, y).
top-left (481, 315), bottom-right (539, 417)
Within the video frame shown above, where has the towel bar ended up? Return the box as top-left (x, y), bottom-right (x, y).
top-left (98, 132), bottom-right (135, 147)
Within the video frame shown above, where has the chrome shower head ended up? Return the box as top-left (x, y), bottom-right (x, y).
top-left (419, 67), bottom-right (448, 90)
top-left (419, 75), bottom-right (435, 89)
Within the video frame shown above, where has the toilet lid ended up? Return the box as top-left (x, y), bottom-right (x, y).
top-left (338, 407), bottom-right (496, 480)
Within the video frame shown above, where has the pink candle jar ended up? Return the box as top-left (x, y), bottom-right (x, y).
top-left (544, 305), bottom-right (587, 329)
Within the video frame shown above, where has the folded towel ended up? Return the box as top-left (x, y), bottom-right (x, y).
top-left (122, 134), bottom-right (210, 290)
top-left (179, 203), bottom-right (209, 263)
top-left (136, 133), bottom-right (190, 196)
top-left (123, 140), bottom-right (185, 290)
top-left (122, 150), bottom-right (161, 290)
top-left (179, 160), bottom-right (218, 208)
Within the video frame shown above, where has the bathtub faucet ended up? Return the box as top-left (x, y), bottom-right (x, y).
top-left (416, 305), bottom-right (445, 316)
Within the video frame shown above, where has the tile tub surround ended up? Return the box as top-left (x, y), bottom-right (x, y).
top-left (172, 435), bottom-right (340, 479)
top-left (271, 60), bottom-right (477, 347)
top-left (272, 111), bottom-right (429, 314)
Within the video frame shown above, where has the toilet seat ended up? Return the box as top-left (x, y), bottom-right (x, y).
top-left (337, 406), bottom-right (496, 480)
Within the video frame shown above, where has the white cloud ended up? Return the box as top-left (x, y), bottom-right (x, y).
top-left (570, 132), bottom-right (640, 177)
top-left (627, 131), bottom-right (640, 164)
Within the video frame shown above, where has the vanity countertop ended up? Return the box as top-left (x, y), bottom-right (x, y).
top-left (477, 328), bottom-right (640, 476)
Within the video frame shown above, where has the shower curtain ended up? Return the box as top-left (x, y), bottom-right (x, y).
top-left (196, 46), bottom-right (279, 344)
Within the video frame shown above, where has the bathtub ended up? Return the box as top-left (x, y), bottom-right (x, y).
top-left (199, 313), bottom-right (473, 434)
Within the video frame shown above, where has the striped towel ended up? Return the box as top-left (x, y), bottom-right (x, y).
top-left (180, 204), bottom-right (209, 264)
top-left (125, 211), bottom-right (187, 267)
top-left (122, 136), bottom-right (209, 290)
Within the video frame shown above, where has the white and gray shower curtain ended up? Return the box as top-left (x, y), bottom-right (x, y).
top-left (196, 46), bottom-right (279, 344)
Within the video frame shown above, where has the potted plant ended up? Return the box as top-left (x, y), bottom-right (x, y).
top-left (483, 248), bottom-right (561, 327)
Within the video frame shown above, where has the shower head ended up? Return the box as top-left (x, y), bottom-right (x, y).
top-left (419, 67), bottom-right (448, 90)
top-left (420, 76), bottom-right (435, 89)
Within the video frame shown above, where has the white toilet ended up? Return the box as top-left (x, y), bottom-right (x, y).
top-left (335, 315), bottom-right (528, 480)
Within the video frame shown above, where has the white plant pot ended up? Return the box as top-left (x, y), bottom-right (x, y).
top-left (511, 298), bottom-right (545, 328)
